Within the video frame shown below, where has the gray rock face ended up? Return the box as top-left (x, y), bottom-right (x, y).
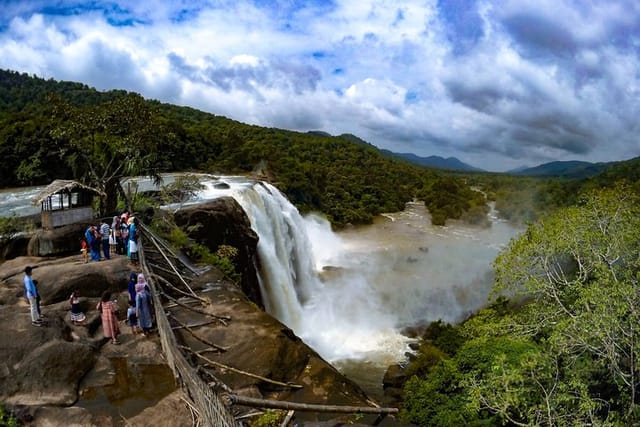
top-left (27, 223), bottom-right (88, 257)
top-left (173, 197), bottom-right (263, 306)
top-left (4, 340), bottom-right (96, 406)
top-left (0, 198), bottom-right (394, 425)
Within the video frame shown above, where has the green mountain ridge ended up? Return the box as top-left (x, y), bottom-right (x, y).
top-left (0, 68), bottom-right (486, 227)
top-left (509, 160), bottom-right (613, 179)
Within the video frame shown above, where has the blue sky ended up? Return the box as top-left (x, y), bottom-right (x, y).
top-left (1, 0), bottom-right (639, 171)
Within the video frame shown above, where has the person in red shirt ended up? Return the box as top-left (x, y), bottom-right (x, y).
top-left (80, 238), bottom-right (88, 263)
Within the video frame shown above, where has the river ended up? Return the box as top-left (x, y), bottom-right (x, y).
top-left (0, 176), bottom-right (522, 399)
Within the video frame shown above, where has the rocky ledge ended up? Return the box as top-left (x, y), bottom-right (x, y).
top-left (0, 198), bottom-right (399, 426)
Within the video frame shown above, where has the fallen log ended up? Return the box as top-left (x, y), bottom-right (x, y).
top-left (225, 394), bottom-right (398, 415)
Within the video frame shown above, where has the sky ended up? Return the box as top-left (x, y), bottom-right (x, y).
top-left (1, 1), bottom-right (639, 172)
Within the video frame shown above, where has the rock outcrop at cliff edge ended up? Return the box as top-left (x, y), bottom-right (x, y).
top-left (0, 199), bottom-right (396, 425)
top-left (173, 197), bottom-right (263, 306)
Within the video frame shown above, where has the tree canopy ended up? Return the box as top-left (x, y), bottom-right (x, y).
top-left (0, 68), bottom-right (485, 226)
top-left (403, 183), bottom-right (640, 425)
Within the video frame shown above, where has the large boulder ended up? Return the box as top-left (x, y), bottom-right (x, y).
top-left (0, 232), bottom-right (32, 260)
top-left (126, 390), bottom-right (192, 427)
top-left (0, 298), bottom-right (97, 406)
top-left (1, 255), bottom-right (135, 305)
top-left (27, 223), bottom-right (88, 257)
top-left (3, 339), bottom-right (96, 406)
top-left (173, 198), bottom-right (262, 306)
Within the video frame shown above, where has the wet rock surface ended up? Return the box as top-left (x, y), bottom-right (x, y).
top-left (173, 197), bottom-right (263, 307)
top-left (1, 252), bottom-right (401, 425)
top-left (0, 255), bottom-right (175, 426)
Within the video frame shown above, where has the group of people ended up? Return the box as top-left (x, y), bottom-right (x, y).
top-left (24, 266), bottom-right (155, 344)
top-left (96, 272), bottom-right (154, 345)
top-left (81, 211), bottom-right (140, 266)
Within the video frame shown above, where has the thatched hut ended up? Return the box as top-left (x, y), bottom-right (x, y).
top-left (32, 180), bottom-right (104, 229)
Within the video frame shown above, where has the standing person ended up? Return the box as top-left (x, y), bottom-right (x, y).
top-left (126, 300), bottom-right (139, 335)
top-left (128, 217), bottom-right (139, 266)
top-left (109, 216), bottom-right (119, 256)
top-left (120, 217), bottom-right (129, 256)
top-left (135, 274), bottom-right (153, 336)
top-left (80, 237), bottom-right (89, 263)
top-left (96, 291), bottom-right (120, 345)
top-left (69, 289), bottom-right (86, 324)
top-left (120, 210), bottom-right (129, 227)
top-left (127, 272), bottom-right (137, 306)
top-left (24, 266), bottom-right (41, 326)
top-left (33, 279), bottom-right (43, 320)
top-left (85, 225), bottom-right (100, 262)
top-left (100, 220), bottom-right (111, 260)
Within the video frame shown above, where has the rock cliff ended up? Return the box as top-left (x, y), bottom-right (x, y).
top-left (0, 199), bottom-right (395, 426)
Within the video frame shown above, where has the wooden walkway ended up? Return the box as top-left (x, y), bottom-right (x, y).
top-left (138, 223), bottom-right (398, 426)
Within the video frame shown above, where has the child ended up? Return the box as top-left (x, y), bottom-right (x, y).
top-left (127, 300), bottom-right (139, 334)
top-left (69, 289), bottom-right (86, 324)
top-left (80, 238), bottom-right (88, 263)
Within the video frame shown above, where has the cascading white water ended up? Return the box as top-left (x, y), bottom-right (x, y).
top-left (195, 178), bottom-right (414, 363)
top-left (219, 181), bottom-right (322, 329)
top-left (193, 177), bottom-right (523, 370)
top-left (0, 175), bottom-right (521, 373)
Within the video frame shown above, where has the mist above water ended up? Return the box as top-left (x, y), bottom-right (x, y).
top-left (0, 176), bottom-right (522, 374)
top-left (194, 177), bottom-right (522, 368)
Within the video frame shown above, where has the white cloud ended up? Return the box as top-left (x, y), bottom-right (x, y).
top-left (0, 0), bottom-right (639, 171)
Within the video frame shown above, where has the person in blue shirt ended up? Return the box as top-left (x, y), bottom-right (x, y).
top-left (85, 225), bottom-right (100, 262)
top-left (24, 266), bottom-right (41, 326)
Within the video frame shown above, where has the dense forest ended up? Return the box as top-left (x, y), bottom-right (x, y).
top-left (0, 69), bottom-right (486, 227)
top-left (402, 183), bottom-right (640, 425)
top-left (4, 68), bottom-right (640, 425)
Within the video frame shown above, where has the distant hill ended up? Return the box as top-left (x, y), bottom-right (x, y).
top-left (0, 68), bottom-right (489, 227)
top-left (310, 132), bottom-right (484, 172)
top-left (381, 151), bottom-right (484, 172)
top-left (511, 160), bottom-right (610, 179)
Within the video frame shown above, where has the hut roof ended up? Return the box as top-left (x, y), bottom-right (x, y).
top-left (31, 179), bottom-right (105, 206)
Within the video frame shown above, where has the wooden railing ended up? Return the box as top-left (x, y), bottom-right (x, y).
top-left (138, 232), bottom-right (239, 427)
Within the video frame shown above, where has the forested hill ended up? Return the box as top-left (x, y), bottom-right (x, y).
top-left (0, 69), bottom-right (487, 227)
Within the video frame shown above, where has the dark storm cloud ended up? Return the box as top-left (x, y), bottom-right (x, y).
top-left (500, 11), bottom-right (578, 57)
top-left (2, 0), bottom-right (640, 170)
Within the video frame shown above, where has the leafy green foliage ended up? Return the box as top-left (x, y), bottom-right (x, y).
top-left (0, 215), bottom-right (35, 243)
top-left (0, 403), bottom-right (18, 427)
top-left (251, 409), bottom-right (286, 427)
top-left (0, 69), bottom-right (490, 227)
top-left (160, 174), bottom-right (205, 208)
top-left (403, 184), bottom-right (640, 426)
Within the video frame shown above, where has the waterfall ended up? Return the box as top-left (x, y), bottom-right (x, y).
top-left (199, 178), bottom-right (409, 363)
top-left (197, 176), bottom-right (521, 365)
top-left (202, 180), bottom-right (321, 331)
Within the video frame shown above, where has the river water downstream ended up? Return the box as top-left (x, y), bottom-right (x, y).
top-left (306, 202), bottom-right (522, 397)
top-left (0, 176), bottom-right (522, 399)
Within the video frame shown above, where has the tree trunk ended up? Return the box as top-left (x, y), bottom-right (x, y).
top-left (101, 178), bottom-right (120, 217)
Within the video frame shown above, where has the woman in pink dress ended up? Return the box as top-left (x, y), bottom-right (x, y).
top-left (96, 291), bottom-right (120, 344)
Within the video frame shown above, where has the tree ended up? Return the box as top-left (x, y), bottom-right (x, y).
top-left (50, 93), bottom-right (170, 215)
top-left (485, 183), bottom-right (640, 423)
